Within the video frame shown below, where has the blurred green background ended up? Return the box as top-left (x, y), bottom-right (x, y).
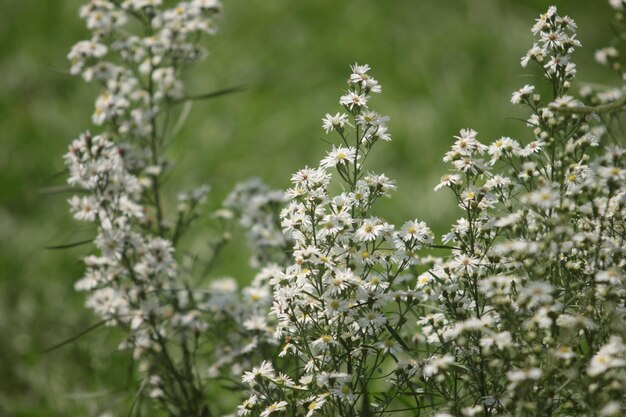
top-left (0, 0), bottom-right (614, 415)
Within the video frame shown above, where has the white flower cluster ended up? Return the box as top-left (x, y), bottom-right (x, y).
top-left (238, 64), bottom-right (434, 417)
top-left (62, 2), bottom-right (626, 417)
top-left (420, 5), bottom-right (626, 416)
top-left (69, 0), bottom-right (221, 135)
top-left (521, 5), bottom-right (580, 96)
top-left (222, 178), bottom-right (291, 268)
top-left (64, 2), bottom-right (292, 417)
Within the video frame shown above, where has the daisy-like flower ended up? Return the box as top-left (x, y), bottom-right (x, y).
top-left (594, 46), bottom-right (619, 66)
top-left (488, 137), bottom-right (521, 164)
top-left (324, 268), bottom-right (355, 295)
top-left (339, 91), bottom-right (368, 110)
top-left (311, 334), bottom-right (337, 351)
top-left (320, 146), bottom-right (357, 169)
top-left (349, 63), bottom-right (382, 93)
top-left (450, 254), bottom-right (481, 274)
top-left (524, 187), bottom-right (559, 208)
top-left (375, 339), bottom-right (402, 355)
top-left (242, 361), bottom-right (275, 384)
top-left (434, 174), bottom-right (461, 191)
top-left (68, 195), bottom-right (100, 222)
top-left (517, 140), bottom-right (543, 157)
top-left (506, 368), bottom-right (542, 383)
top-left (399, 220), bottom-right (433, 243)
top-left (587, 337), bottom-right (626, 377)
top-left (305, 395), bottom-right (327, 417)
top-left (511, 84), bottom-right (535, 104)
top-left (322, 112), bottom-right (349, 134)
top-left (521, 43), bottom-right (546, 67)
top-left (549, 95), bottom-right (580, 109)
top-left (331, 384), bottom-right (355, 403)
top-left (237, 395), bottom-right (259, 416)
top-left (260, 401), bottom-right (288, 417)
top-left (451, 128), bottom-right (485, 156)
top-left (423, 354), bottom-right (455, 379)
top-left (357, 309), bottom-right (387, 329)
top-left (416, 273), bottom-right (432, 289)
top-left (354, 217), bottom-right (385, 242)
top-left (517, 281), bottom-right (554, 308)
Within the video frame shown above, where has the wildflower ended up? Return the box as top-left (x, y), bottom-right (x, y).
top-left (587, 337), bottom-right (626, 377)
top-left (506, 368), bottom-right (542, 382)
top-left (550, 95), bottom-right (580, 109)
top-left (423, 354), bottom-right (455, 379)
top-left (305, 395), bottom-right (327, 417)
top-left (260, 401), bottom-right (288, 417)
top-left (322, 112), bottom-right (349, 133)
top-left (517, 281), bottom-right (554, 308)
top-left (237, 395), bottom-right (259, 416)
top-left (354, 218), bottom-right (385, 242)
top-left (399, 220), bottom-right (433, 243)
top-left (242, 361), bottom-right (275, 384)
top-left (434, 174), bottom-right (461, 191)
top-left (339, 91), bottom-right (368, 110)
top-left (349, 63), bottom-right (381, 93)
top-left (511, 84), bottom-right (535, 104)
top-left (320, 146), bottom-right (357, 168)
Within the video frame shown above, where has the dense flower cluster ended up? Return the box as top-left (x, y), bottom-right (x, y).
top-left (222, 178), bottom-right (291, 268)
top-left (64, 2), bottom-right (289, 417)
top-left (62, 2), bottom-right (626, 417)
top-left (419, 6), bottom-right (626, 416)
top-left (238, 64), bottom-right (434, 417)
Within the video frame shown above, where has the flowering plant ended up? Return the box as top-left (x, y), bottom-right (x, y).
top-left (417, 5), bottom-right (626, 416)
top-left (64, 1), bottom-right (287, 416)
top-left (60, 2), bottom-right (626, 417)
top-left (237, 63), bottom-right (434, 417)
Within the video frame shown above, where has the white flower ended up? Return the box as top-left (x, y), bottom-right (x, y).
top-left (322, 112), bottom-right (349, 133)
top-left (260, 401), bottom-right (288, 417)
top-left (587, 337), bottom-right (626, 377)
top-left (399, 220), bottom-right (433, 243)
top-left (320, 146), bottom-right (357, 169)
top-left (511, 84), bottom-right (535, 104)
top-left (339, 91), bottom-right (368, 110)
top-left (595, 46), bottom-right (619, 65)
top-left (506, 367), bottom-right (542, 382)
top-left (237, 394), bottom-right (259, 416)
top-left (304, 395), bottom-right (327, 417)
top-left (416, 273), bottom-right (431, 289)
top-left (600, 402), bottom-right (622, 417)
top-left (354, 218), bottom-right (385, 242)
top-left (68, 195), bottom-right (99, 222)
top-left (357, 310), bottom-right (387, 329)
top-left (488, 136), bottom-right (521, 164)
top-left (554, 346), bottom-right (576, 360)
top-left (517, 281), bottom-right (554, 308)
top-left (550, 95), bottom-right (580, 109)
top-left (349, 63), bottom-right (381, 93)
top-left (423, 354), bottom-right (455, 379)
top-left (434, 174), bottom-right (461, 191)
top-left (242, 361), bottom-right (275, 384)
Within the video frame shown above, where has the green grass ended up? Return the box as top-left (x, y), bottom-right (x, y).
top-left (0, 0), bottom-right (614, 415)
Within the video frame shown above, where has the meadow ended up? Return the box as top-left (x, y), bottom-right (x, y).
top-left (0, 0), bottom-right (614, 415)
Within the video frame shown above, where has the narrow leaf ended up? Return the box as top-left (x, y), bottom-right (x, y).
top-left (41, 320), bottom-right (107, 354)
